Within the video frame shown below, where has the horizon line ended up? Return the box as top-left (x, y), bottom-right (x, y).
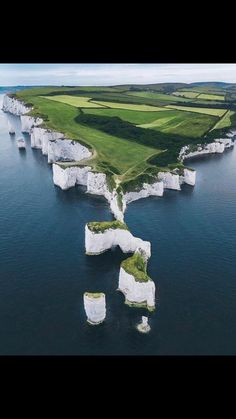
top-left (1, 80), bottom-right (235, 88)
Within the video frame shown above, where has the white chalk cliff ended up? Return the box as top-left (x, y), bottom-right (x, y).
top-left (118, 266), bottom-right (155, 311)
top-left (218, 138), bottom-right (234, 148)
top-left (31, 127), bottom-right (64, 155)
top-left (30, 127), bottom-right (92, 163)
top-left (2, 95), bottom-right (31, 115)
top-left (85, 224), bottom-right (151, 258)
top-left (48, 138), bottom-right (91, 163)
top-left (87, 172), bottom-right (125, 222)
top-left (124, 180), bottom-right (164, 204)
top-left (53, 164), bottom-right (91, 189)
top-left (158, 171), bottom-right (181, 190)
top-left (53, 166), bottom-right (125, 221)
top-left (83, 293), bottom-right (106, 325)
top-left (21, 115), bottom-right (43, 133)
top-left (179, 139), bottom-right (234, 161)
top-left (180, 168), bottom-right (196, 186)
top-left (8, 121), bottom-right (15, 134)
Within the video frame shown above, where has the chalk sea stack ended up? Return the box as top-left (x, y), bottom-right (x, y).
top-left (83, 292), bottom-right (106, 325)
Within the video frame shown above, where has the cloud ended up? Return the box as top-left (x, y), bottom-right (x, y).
top-left (0, 63), bottom-right (236, 86)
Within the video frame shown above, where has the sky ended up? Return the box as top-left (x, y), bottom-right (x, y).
top-left (0, 64), bottom-right (236, 86)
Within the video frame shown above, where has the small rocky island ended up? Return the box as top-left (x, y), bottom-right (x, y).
top-left (83, 292), bottom-right (106, 325)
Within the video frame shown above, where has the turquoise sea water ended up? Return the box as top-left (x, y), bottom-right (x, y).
top-left (0, 94), bottom-right (236, 355)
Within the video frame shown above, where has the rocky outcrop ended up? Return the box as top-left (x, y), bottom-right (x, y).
top-left (53, 164), bottom-right (91, 189)
top-left (218, 138), bottom-right (234, 148)
top-left (108, 189), bottom-right (126, 222)
top-left (31, 127), bottom-right (91, 163)
top-left (21, 115), bottom-right (43, 133)
top-left (136, 316), bottom-right (151, 333)
top-left (53, 165), bottom-right (124, 221)
top-left (118, 248), bottom-right (155, 311)
top-left (8, 121), bottom-right (15, 134)
top-left (179, 168), bottom-right (196, 186)
top-left (226, 131), bottom-right (236, 138)
top-left (83, 292), bottom-right (106, 325)
top-left (158, 171), bottom-right (181, 190)
top-left (30, 127), bottom-right (64, 155)
top-left (124, 180), bottom-right (164, 204)
top-left (48, 138), bottom-right (91, 163)
top-left (17, 137), bottom-right (26, 149)
top-left (87, 172), bottom-right (125, 222)
top-left (2, 95), bottom-right (30, 115)
top-left (118, 266), bottom-right (155, 311)
top-left (86, 172), bottom-right (108, 196)
top-left (85, 224), bottom-right (151, 258)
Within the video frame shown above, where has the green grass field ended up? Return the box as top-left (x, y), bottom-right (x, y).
top-left (15, 84), bottom-right (235, 192)
top-left (43, 95), bottom-right (104, 108)
top-left (16, 94), bottom-right (159, 176)
top-left (166, 104), bottom-right (227, 117)
top-left (138, 110), bottom-right (217, 137)
top-left (173, 91), bottom-right (200, 99)
top-left (211, 110), bottom-right (235, 130)
top-left (82, 108), bottom-right (166, 125)
top-left (90, 100), bottom-right (168, 112)
top-left (124, 91), bottom-right (192, 102)
top-left (197, 93), bottom-right (225, 101)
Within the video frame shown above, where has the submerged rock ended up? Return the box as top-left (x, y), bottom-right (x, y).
top-left (136, 316), bottom-right (151, 333)
top-left (83, 292), bottom-right (106, 325)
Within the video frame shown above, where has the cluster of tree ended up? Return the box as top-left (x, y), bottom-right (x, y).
top-left (75, 113), bottom-right (193, 153)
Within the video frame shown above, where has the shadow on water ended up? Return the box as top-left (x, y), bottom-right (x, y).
top-left (180, 183), bottom-right (195, 196)
top-left (31, 147), bottom-right (50, 169)
top-left (84, 246), bottom-right (131, 273)
top-left (9, 133), bottom-right (15, 140)
top-left (18, 148), bottom-right (27, 158)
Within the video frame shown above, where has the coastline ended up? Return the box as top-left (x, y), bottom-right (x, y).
top-left (2, 93), bottom-right (235, 323)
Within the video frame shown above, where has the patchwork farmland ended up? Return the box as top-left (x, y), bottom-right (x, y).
top-left (15, 81), bottom-right (236, 191)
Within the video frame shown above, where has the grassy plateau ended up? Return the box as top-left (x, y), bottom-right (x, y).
top-left (14, 82), bottom-right (236, 193)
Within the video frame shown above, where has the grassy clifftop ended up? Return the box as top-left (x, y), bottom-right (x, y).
top-left (121, 252), bottom-right (151, 282)
top-left (15, 84), bottom-right (235, 193)
top-left (87, 221), bottom-right (128, 233)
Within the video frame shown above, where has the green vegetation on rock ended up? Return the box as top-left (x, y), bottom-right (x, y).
top-left (125, 300), bottom-right (155, 312)
top-left (121, 252), bottom-right (150, 282)
top-left (87, 220), bottom-right (128, 233)
top-left (84, 292), bottom-right (104, 299)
